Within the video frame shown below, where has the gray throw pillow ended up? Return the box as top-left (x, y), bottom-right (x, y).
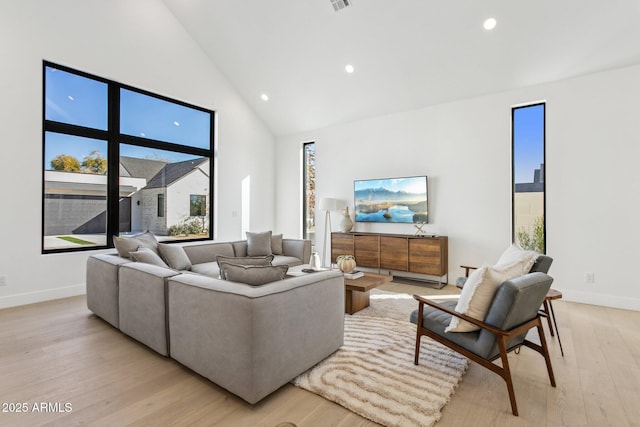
top-left (246, 231), bottom-right (273, 256)
top-left (113, 231), bottom-right (158, 259)
top-left (271, 233), bottom-right (283, 255)
top-left (219, 263), bottom-right (289, 286)
top-left (130, 247), bottom-right (169, 268)
top-left (216, 255), bottom-right (274, 279)
top-left (158, 243), bottom-right (192, 271)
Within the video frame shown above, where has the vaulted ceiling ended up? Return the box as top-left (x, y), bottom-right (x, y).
top-left (162, 0), bottom-right (640, 136)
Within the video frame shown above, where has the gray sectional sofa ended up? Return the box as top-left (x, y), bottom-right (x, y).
top-left (86, 236), bottom-right (345, 404)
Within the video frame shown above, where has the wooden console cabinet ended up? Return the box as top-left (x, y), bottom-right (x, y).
top-left (331, 232), bottom-right (448, 284)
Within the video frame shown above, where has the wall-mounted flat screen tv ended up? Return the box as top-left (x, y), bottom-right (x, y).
top-left (354, 176), bottom-right (428, 223)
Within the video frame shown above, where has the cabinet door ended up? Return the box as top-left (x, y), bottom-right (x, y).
top-left (409, 238), bottom-right (444, 275)
top-left (380, 236), bottom-right (408, 271)
top-left (331, 233), bottom-right (354, 263)
top-left (354, 235), bottom-right (380, 268)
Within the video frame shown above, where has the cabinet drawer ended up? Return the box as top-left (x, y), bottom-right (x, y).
top-left (380, 236), bottom-right (408, 271)
top-left (409, 239), bottom-right (444, 275)
top-left (354, 235), bottom-right (380, 268)
top-left (331, 233), bottom-right (354, 263)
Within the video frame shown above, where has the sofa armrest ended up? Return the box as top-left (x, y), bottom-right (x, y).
top-left (282, 239), bottom-right (311, 264)
top-left (86, 253), bottom-right (131, 328)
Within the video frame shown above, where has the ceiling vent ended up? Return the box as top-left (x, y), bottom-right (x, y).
top-left (330, 0), bottom-right (351, 12)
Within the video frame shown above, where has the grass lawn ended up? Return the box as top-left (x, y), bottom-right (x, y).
top-left (57, 236), bottom-right (95, 245)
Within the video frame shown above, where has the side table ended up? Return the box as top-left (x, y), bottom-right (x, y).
top-left (539, 288), bottom-right (564, 357)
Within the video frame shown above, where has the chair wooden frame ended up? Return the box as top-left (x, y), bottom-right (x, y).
top-left (413, 295), bottom-right (556, 416)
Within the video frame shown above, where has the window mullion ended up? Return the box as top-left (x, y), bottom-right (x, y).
top-left (107, 84), bottom-right (120, 246)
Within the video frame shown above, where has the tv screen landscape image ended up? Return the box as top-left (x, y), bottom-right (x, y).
top-left (354, 176), bottom-right (428, 223)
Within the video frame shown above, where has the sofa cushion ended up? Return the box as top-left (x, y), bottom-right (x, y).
top-left (246, 231), bottom-right (273, 256)
top-left (219, 263), bottom-right (289, 286)
top-left (113, 231), bottom-right (159, 259)
top-left (272, 255), bottom-right (303, 267)
top-left (271, 234), bottom-right (283, 255)
top-left (217, 255), bottom-right (274, 279)
top-left (182, 242), bottom-right (235, 264)
top-left (130, 247), bottom-right (169, 268)
top-left (158, 243), bottom-right (192, 271)
top-left (189, 262), bottom-right (221, 279)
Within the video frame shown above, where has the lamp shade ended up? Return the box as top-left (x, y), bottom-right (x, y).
top-left (319, 197), bottom-right (340, 211)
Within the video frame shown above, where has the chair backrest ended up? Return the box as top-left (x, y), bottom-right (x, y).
top-left (475, 272), bottom-right (554, 359)
top-left (530, 255), bottom-right (553, 274)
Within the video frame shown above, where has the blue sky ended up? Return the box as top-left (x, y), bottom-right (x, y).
top-left (355, 176), bottom-right (427, 194)
top-left (513, 104), bottom-right (544, 184)
top-left (44, 66), bottom-right (209, 169)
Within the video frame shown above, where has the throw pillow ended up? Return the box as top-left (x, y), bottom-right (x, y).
top-left (219, 263), bottom-right (289, 286)
top-left (130, 247), bottom-right (169, 268)
top-left (271, 233), bottom-right (284, 255)
top-left (216, 255), bottom-right (274, 279)
top-left (158, 243), bottom-right (192, 271)
top-left (495, 243), bottom-right (539, 276)
top-left (246, 231), bottom-right (273, 257)
top-left (445, 265), bottom-right (506, 333)
top-left (113, 231), bottom-right (159, 259)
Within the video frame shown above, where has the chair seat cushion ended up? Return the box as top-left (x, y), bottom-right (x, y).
top-left (410, 301), bottom-right (487, 358)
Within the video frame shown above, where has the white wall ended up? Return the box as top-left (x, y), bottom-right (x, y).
top-left (0, 0), bottom-right (275, 308)
top-left (276, 64), bottom-right (640, 311)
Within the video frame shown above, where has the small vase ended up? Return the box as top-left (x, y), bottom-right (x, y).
top-left (339, 207), bottom-right (353, 232)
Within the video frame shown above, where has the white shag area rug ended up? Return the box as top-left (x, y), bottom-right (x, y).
top-left (293, 314), bottom-right (469, 427)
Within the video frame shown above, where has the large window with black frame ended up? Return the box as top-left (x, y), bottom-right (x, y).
top-left (512, 102), bottom-right (546, 253)
top-left (43, 62), bottom-right (215, 253)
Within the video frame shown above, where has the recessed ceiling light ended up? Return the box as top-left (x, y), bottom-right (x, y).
top-left (173, 121), bottom-right (180, 126)
top-left (345, 64), bottom-right (355, 74)
top-left (484, 17), bottom-right (497, 30)
top-left (261, 94), bottom-right (269, 101)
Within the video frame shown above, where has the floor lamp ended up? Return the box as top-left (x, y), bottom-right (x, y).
top-left (319, 197), bottom-right (343, 268)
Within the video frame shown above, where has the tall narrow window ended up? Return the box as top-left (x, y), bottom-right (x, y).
top-left (43, 62), bottom-right (215, 253)
top-left (157, 194), bottom-right (165, 217)
top-left (302, 142), bottom-right (316, 242)
top-left (512, 103), bottom-right (545, 253)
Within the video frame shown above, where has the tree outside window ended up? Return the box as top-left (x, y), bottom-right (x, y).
top-left (190, 195), bottom-right (206, 217)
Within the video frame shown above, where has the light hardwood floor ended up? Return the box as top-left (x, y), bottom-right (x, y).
top-left (1, 283), bottom-right (639, 427)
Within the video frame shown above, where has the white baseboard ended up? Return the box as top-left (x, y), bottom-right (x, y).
top-left (0, 284), bottom-right (86, 309)
top-left (561, 289), bottom-right (640, 312)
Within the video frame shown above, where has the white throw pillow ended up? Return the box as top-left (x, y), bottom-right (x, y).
top-left (445, 266), bottom-right (506, 333)
top-left (495, 243), bottom-right (539, 276)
